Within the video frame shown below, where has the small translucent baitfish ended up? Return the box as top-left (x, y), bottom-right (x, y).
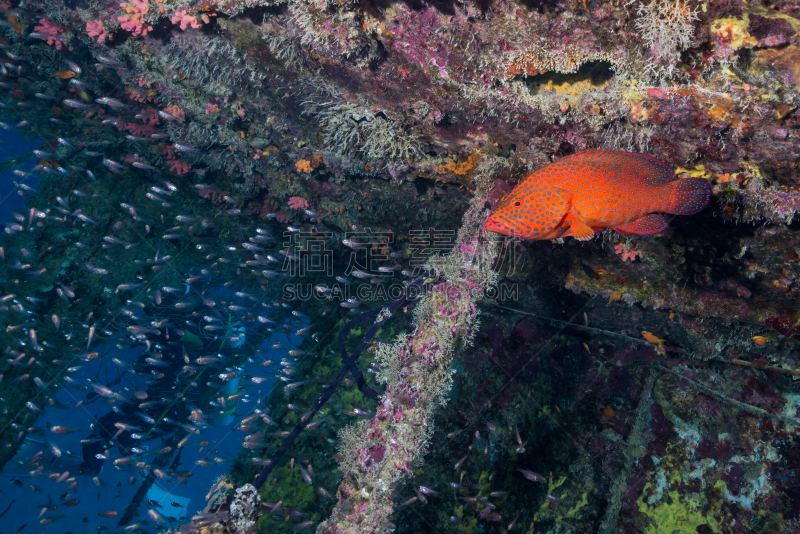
top-left (485, 150), bottom-right (711, 241)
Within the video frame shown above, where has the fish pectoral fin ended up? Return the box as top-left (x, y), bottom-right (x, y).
top-left (569, 210), bottom-right (595, 241)
top-left (614, 213), bottom-right (668, 235)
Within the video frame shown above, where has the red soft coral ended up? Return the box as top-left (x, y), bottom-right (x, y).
top-left (614, 244), bottom-right (639, 262)
top-left (287, 196), bottom-right (309, 210)
top-left (33, 18), bottom-right (66, 50)
top-left (126, 123), bottom-right (157, 137)
top-left (124, 86), bottom-right (153, 103)
top-left (140, 110), bottom-right (160, 126)
top-left (167, 158), bottom-right (190, 175)
top-left (86, 20), bottom-right (107, 44)
top-left (118, 0), bottom-right (152, 37)
top-left (171, 9), bottom-right (202, 30)
top-left (34, 18), bottom-right (63, 35)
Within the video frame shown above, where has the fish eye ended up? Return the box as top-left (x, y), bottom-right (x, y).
top-left (513, 201), bottom-right (521, 206)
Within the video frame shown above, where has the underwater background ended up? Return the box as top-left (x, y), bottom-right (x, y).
top-left (0, 0), bottom-right (799, 533)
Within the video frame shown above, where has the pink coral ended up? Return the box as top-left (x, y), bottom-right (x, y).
top-left (34, 18), bottom-right (63, 35)
top-left (205, 103), bottom-right (219, 114)
top-left (140, 110), bottom-right (160, 126)
top-left (118, 0), bottom-right (152, 37)
top-left (276, 212), bottom-right (291, 224)
top-left (198, 188), bottom-right (231, 206)
top-left (623, 250), bottom-right (638, 261)
top-left (287, 196), bottom-right (309, 210)
top-left (614, 244), bottom-right (639, 262)
top-left (124, 86), bottom-right (153, 103)
top-left (125, 123), bottom-right (157, 137)
top-left (167, 158), bottom-right (190, 175)
top-left (86, 20), bottom-right (107, 44)
top-left (33, 18), bottom-right (66, 50)
top-left (171, 9), bottom-right (202, 30)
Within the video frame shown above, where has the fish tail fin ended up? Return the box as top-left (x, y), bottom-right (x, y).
top-left (664, 177), bottom-right (712, 215)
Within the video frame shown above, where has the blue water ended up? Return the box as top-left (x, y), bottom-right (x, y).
top-left (0, 126), bottom-right (39, 225)
top-left (0, 314), bottom-right (303, 533)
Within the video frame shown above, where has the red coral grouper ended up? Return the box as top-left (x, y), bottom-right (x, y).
top-left (485, 150), bottom-right (711, 241)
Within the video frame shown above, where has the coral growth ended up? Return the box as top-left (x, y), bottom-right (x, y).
top-left (33, 18), bottom-right (66, 50)
top-left (167, 158), bottom-right (190, 175)
top-left (315, 103), bottom-right (423, 168)
top-left (615, 244), bottom-right (639, 262)
top-left (139, 110), bottom-right (160, 126)
top-left (287, 196), bottom-right (309, 210)
top-left (296, 155), bottom-right (323, 173)
top-left (436, 151), bottom-right (481, 177)
top-left (633, 0), bottom-right (699, 80)
top-left (295, 160), bottom-right (312, 173)
top-left (162, 106), bottom-right (184, 121)
top-left (124, 86), bottom-right (155, 103)
top-left (171, 9), bottom-right (203, 31)
top-left (125, 123), bottom-right (156, 137)
top-left (117, 0), bottom-right (152, 36)
top-left (85, 20), bottom-right (107, 44)
top-left (229, 484), bottom-right (261, 533)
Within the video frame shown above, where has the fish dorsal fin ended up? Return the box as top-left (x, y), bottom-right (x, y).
top-left (565, 150), bottom-right (674, 186)
top-left (568, 209), bottom-right (595, 241)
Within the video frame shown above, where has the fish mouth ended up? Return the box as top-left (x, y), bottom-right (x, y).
top-left (484, 216), bottom-right (514, 237)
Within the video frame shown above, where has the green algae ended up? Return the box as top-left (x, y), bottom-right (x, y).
top-left (257, 463), bottom-right (322, 533)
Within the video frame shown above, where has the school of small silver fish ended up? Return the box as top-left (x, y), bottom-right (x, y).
top-left (0, 28), bottom-right (441, 533)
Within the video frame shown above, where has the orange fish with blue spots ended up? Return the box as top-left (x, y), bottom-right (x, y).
top-left (485, 150), bottom-right (711, 241)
